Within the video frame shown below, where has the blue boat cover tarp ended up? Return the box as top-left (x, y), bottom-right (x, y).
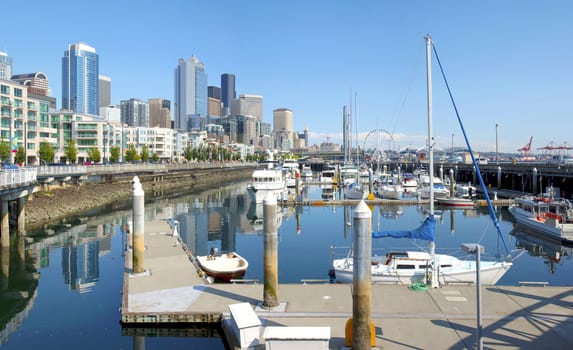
top-left (372, 215), bottom-right (435, 241)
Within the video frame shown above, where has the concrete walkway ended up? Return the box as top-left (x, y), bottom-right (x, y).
top-left (122, 220), bottom-right (573, 349)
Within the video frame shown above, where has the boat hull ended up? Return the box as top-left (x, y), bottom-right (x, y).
top-left (332, 255), bottom-right (511, 285)
top-left (196, 252), bottom-right (248, 282)
top-left (508, 205), bottom-right (573, 243)
top-left (247, 185), bottom-right (284, 204)
top-left (436, 197), bottom-right (475, 207)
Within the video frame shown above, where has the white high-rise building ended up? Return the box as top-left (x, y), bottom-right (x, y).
top-left (0, 51), bottom-right (13, 81)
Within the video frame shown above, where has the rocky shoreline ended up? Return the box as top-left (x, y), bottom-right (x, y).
top-left (25, 166), bottom-right (254, 230)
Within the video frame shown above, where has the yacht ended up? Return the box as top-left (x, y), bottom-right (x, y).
top-left (247, 161), bottom-right (286, 204)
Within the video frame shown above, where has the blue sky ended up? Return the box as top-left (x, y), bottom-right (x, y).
top-left (3, 1), bottom-right (572, 154)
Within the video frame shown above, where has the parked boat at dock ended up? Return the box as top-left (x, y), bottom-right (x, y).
top-left (508, 195), bottom-right (573, 244)
top-left (247, 160), bottom-right (286, 204)
top-left (436, 197), bottom-right (475, 207)
top-left (196, 249), bottom-right (249, 282)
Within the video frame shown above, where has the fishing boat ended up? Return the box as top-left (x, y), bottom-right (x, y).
top-left (331, 35), bottom-right (513, 286)
top-left (196, 248), bottom-right (249, 282)
top-left (247, 159), bottom-right (286, 204)
top-left (508, 195), bottom-right (573, 244)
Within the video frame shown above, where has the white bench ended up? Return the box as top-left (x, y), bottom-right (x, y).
top-left (227, 302), bottom-right (262, 348)
top-left (263, 326), bottom-right (330, 350)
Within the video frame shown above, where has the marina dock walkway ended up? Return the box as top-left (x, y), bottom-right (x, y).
top-left (121, 220), bottom-right (573, 349)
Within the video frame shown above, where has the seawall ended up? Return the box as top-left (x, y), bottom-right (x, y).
top-left (25, 163), bottom-right (255, 230)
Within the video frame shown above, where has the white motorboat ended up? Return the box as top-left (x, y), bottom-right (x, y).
top-left (247, 160), bottom-right (285, 204)
top-left (196, 249), bottom-right (249, 283)
top-left (455, 182), bottom-right (477, 199)
top-left (419, 175), bottom-right (450, 199)
top-left (508, 195), bottom-right (573, 244)
top-left (401, 173), bottom-right (418, 190)
top-left (301, 165), bottom-right (313, 178)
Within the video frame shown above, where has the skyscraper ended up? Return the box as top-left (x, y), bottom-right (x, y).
top-left (174, 55), bottom-right (207, 130)
top-left (273, 108), bottom-right (293, 132)
top-left (62, 42), bottom-right (99, 115)
top-left (231, 94), bottom-right (263, 121)
top-left (99, 75), bottom-right (111, 108)
top-left (0, 51), bottom-right (13, 81)
top-left (148, 98), bottom-right (171, 128)
top-left (120, 98), bottom-right (149, 127)
top-left (221, 73), bottom-right (235, 115)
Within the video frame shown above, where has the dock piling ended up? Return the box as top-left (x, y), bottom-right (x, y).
top-left (351, 200), bottom-right (373, 349)
top-left (263, 193), bottom-right (279, 308)
top-left (132, 176), bottom-right (145, 273)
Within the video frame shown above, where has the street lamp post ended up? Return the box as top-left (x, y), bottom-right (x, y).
top-left (495, 123), bottom-right (501, 164)
top-left (8, 101), bottom-right (14, 165)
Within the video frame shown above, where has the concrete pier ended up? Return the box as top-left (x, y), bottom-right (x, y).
top-left (121, 219), bottom-right (573, 349)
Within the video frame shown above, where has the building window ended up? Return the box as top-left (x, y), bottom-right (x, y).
top-left (14, 88), bottom-right (22, 97)
top-left (0, 85), bottom-right (9, 94)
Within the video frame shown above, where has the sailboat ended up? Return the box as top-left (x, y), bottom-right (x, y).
top-left (332, 35), bottom-right (513, 286)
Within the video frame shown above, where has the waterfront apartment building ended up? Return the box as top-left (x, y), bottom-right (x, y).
top-left (174, 55), bottom-right (207, 131)
top-left (120, 98), bottom-right (149, 127)
top-left (148, 98), bottom-right (171, 128)
top-left (99, 75), bottom-right (111, 108)
top-left (62, 43), bottom-right (99, 115)
top-left (231, 94), bottom-right (263, 121)
top-left (11, 72), bottom-right (51, 97)
top-left (220, 73), bottom-right (235, 116)
top-left (0, 51), bottom-right (13, 81)
top-left (0, 79), bottom-right (52, 165)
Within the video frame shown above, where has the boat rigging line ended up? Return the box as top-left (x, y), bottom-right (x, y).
top-left (430, 41), bottom-right (511, 259)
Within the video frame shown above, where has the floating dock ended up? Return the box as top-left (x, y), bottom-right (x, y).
top-left (121, 220), bottom-right (573, 349)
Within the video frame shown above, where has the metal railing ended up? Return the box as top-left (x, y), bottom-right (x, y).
top-left (0, 168), bottom-right (37, 188)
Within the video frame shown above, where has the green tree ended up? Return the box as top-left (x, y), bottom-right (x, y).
top-left (140, 145), bottom-right (150, 162)
top-left (183, 146), bottom-right (192, 161)
top-left (87, 148), bottom-right (101, 163)
top-left (15, 146), bottom-right (25, 164)
top-left (110, 145), bottom-right (120, 163)
top-left (152, 152), bottom-right (159, 162)
top-left (125, 144), bottom-right (138, 162)
top-left (64, 139), bottom-right (78, 164)
top-left (0, 141), bottom-right (10, 162)
top-left (39, 142), bottom-right (55, 164)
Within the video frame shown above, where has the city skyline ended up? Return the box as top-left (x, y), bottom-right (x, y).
top-left (1, 1), bottom-right (572, 154)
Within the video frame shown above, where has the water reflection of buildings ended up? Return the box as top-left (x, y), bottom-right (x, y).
top-left (0, 238), bottom-right (39, 345)
top-left (511, 224), bottom-right (572, 274)
top-left (176, 186), bottom-right (252, 257)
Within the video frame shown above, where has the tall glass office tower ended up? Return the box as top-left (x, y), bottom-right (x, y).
top-left (174, 55), bottom-right (207, 130)
top-left (221, 73), bottom-right (235, 115)
top-left (62, 42), bottom-right (99, 115)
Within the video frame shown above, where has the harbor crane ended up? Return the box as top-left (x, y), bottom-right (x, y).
top-left (517, 136), bottom-right (534, 160)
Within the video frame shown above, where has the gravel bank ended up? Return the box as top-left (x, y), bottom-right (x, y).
top-left (25, 167), bottom-right (253, 230)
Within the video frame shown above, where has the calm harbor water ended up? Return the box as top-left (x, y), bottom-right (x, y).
top-left (1, 180), bottom-right (571, 349)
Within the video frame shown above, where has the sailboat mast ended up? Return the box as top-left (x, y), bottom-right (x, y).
top-left (426, 34), bottom-right (434, 214)
top-left (426, 34), bottom-right (439, 289)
